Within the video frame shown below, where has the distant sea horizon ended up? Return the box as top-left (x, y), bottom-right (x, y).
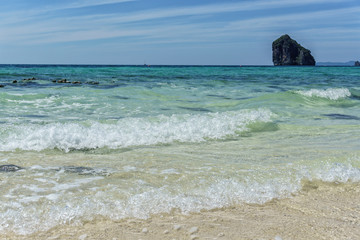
top-left (0, 62), bottom-right (358, 67)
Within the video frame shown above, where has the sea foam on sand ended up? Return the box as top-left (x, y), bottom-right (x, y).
top-left (4, 181), bottom-right (359, 240)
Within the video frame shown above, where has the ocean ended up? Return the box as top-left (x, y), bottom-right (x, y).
top-left (0, 65), bottom-right (359, 235)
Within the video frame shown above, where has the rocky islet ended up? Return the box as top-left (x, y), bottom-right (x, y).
top-left (272, 34), bottom-right (315, 66)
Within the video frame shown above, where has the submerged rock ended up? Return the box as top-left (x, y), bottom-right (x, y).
top-left (58, 166), bottom-right (111, 176)
top-left (61, 166), bottom-right (95, 175)
top-left (87, 81), bottom-right (99, 85)
top-left (0, 85), bottom-right (4, 88)
top-left (272, 34), bottom-right (315, 66)
top-left (23, 77), bottom-right (36, 81)
top-left (57, 79), bottom-right (69, 83)
top-left (0, 164), bottom-right (23, 172)
top-left (323, 113), bottom-right (360, 120)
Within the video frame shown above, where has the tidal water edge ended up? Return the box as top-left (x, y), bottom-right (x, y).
top-left (0, 65), bottom-right (359, 235)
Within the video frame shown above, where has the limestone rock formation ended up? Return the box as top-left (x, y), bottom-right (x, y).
top-left (272, 34), bottom-right (315, 66)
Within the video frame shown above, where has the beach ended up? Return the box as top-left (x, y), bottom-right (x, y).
top-left (3, 181), bottom-right (359, 240)
top-left (0, 65), bottom-right (359, 239)
top-left (1, 0), bottom-right (359, 238)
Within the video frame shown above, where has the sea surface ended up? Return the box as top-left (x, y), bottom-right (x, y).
top-left (0, 65), bottom-right (359, 235)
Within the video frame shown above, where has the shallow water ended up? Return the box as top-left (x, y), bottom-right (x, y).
top-left (0, 65), bottom-right (359, 235)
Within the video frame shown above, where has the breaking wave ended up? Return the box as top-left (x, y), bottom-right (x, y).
top-left (295, 88), bottom-right (351, 100)
top-left (0, 109), bottom-right (273, 152)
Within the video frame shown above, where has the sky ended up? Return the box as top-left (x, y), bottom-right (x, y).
top-left (0, 0), bottom-right (359, 65)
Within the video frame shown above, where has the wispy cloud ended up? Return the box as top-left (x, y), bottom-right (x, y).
top-left (0, 0), bottom-right (350, 25)
top-left (0, 0), bottom-right (135, 25)
top-left (226, 6), bottom-right (360, 30)
top-left (0, 0), bottom-right (358, 64)
top-left (51, 0), bottom-right (351, 25)
top-left (65, 0), bottom-right (136, 9)
top-left (3, 2), bottom-right (357, 45)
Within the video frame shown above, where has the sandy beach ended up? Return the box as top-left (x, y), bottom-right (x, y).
top-left (3, 181), bottom-right (358, 240)
top-left (1, 0), bottom-right (360, 238)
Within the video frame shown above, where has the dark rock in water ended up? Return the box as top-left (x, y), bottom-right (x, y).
top-left (57, 79), bottom-right (70, 83)
top-left (113, 96), bottom-right (130, 100)
top-left (63, 166), bottom-right (94, 175)
top-left (12, 80), bottom-right (18, 83)
top-left (23, 77), bottom-right (36, 81)
top-left (323, 114), bottom-right (360, 120)
top-left (21, 114), bottom-right (48, 118)
top-left (72, 81), bottom-right (81, 84)
top-left (0, 164), bottom-right (23, 172)
top-left (272, 34), bottom-right (315, 66)
top-left (87, 81), bottom-right (99, 85)
top-left (206, 94), bottom-right (232, 100)
top-left (0, 85), bottom-right (4, 88)
top-left (59, 166), bottom-right (110, 176)
top-left (178, 106), bottom-right (211, 112)
top-left (355, 61), bottom-right (360, 66)
top-left (52, 80), bottom-right (57, 83)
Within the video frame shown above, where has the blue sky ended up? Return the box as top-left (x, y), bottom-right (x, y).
top-left (0, 0), bottom-right (359, 65)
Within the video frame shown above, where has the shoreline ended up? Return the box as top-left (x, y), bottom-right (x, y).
top-left (5, 181), bottom-right (360, 240)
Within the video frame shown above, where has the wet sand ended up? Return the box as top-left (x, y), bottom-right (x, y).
top-left (4, 181), bottom-right (360, 240)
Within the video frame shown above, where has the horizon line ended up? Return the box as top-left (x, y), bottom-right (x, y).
top-left (0, 63), bottom-right (357, 67)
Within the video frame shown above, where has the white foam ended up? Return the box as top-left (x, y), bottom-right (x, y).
top-left (123, 166), bottom-right (137, 172)
top-left (295, 88), bottom-right (351, 100)
top-left (312, 162), bottom-right (360, 183)
top-left (6, 95), bottom-right (58, 106)
top-left (1, 160), bottom-right (360, 235)
top-left (51, 177), bottom-right (104, 191)
top-left (161, 168), bottom-right (180, 174)
top-left (0, 109), bottom-right (273, 152)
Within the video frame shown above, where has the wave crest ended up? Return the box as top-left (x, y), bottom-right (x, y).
top-left (295, 88), bottom-right (351, 100)
top-left (0, 109), bottom-right (273, 152)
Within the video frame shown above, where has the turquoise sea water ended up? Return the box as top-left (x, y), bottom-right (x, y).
top-left (0, 65), bottom-right (359, 235)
